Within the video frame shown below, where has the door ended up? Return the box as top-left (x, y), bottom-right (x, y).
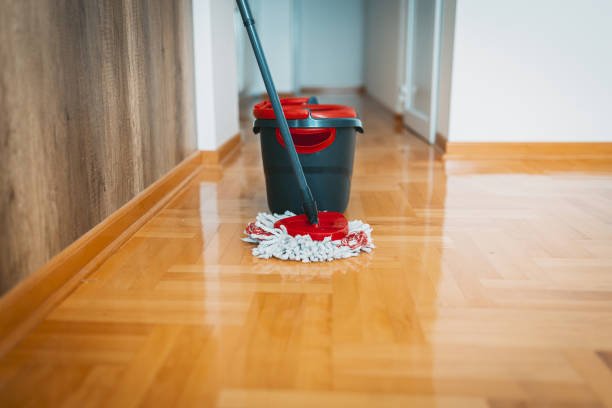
top-left (403, 0), bottom-right (443, 144)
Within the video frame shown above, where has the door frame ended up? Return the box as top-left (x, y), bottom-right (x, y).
top-left (401, 0), bottom-right (444, 145)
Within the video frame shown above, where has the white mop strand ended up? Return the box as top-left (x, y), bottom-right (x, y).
top-left (242, 211), bottom-right (374, 262)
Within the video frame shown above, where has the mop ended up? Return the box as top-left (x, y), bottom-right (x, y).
top-left (236, 0), bottom-right (374, 262)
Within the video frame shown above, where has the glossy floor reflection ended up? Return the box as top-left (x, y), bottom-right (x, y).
top-left (2, 95), bottom-right (612, 407)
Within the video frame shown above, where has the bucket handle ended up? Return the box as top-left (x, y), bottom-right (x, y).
top-left (275, 128), bottom-right (336, 154)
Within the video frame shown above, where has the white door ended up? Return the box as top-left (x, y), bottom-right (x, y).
top-left (403, 0), bottom-right (443, 144)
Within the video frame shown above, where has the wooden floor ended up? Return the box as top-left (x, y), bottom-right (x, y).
top-left (2, 95), bottom-right (612, 407)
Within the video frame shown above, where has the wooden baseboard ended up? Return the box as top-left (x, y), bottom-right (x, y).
top-left (300, 86), bottom-right (365, 95)
top-left (200, 132), bottom-right (242, 166)
top-left (444, 142), bottom-right (612, 160)
top-left (393, 113), bottom-right (403, 133)
top-left (0, 151), bottom-right (203, 357)
top-left (258, 92), bottom-right (295, 100)
top-left (435, 133), bottom-right (448, 153)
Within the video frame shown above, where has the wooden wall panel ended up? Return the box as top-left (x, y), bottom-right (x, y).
top-left (0, 0), bottom-right (197, 294)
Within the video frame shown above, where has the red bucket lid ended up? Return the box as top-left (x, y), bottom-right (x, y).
top-left (253, 97), bottom-right (357, 120)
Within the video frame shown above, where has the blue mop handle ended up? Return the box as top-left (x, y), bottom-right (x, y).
top-left (236, 0), bottom-right (319, 226)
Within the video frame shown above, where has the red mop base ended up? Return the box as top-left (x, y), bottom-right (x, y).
top-left (274, 211), bottom-right (348, 241)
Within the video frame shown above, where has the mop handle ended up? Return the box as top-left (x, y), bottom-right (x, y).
top-left (236, 0), bottom-right (319, 226)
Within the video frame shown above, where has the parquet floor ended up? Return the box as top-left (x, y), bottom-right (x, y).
top-left (1, 95), bottom-right (612, 407)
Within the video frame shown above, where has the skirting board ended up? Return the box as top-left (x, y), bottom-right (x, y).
top-left (393, 113), bottom-right (403, 133)
top-left (0, 151), bottom-right (203, 357)
top-left (201, 133), bottom-right (242, 166)
top-left (258, 92), bottom-right (295, 100)
top-left (435, 133), bottom-right (448, 153)
top-left (300, 86), bottom-right (365, 95)
top-left (444, 142), bottom-right (612, 160)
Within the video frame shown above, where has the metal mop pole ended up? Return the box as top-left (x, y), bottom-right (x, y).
top-left (236, 0), bottom-right (319, 225)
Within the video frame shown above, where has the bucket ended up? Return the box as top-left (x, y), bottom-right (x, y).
top-left (253, 97), bottom-right (364, 214)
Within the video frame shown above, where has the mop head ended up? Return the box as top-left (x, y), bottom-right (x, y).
top-left (242, 211), bottom-right (374, 262)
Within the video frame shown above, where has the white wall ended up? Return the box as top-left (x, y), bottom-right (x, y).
top-left (234, 7), bottom-right (246, 94)
top-left (363, 0), bottom-right (403, 112)
top-left (193, 0), bottom-right (240, 150)
top-left (448, 0), bottom-right (612, 142)
top-left (298, 0), bottom-right (364, 88)
top-left (193, 0), bottom-right (215, 150)
top-left (240, 0), bottom-right (295, 95)
top-left (239, 0), bottom-right (365, 95)
top-left (260, 0), bottom-right (294, 93)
